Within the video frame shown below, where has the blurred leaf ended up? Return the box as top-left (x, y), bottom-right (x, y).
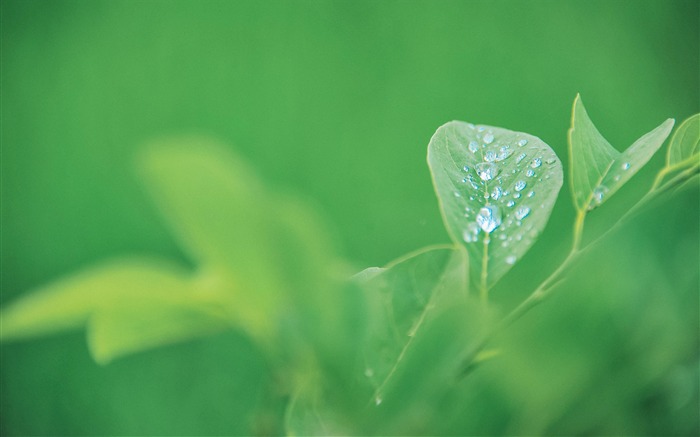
top-left (87, 278), bottom-right (232, 364)
top-left (667, 114), bottom-right (700, 167)
top-left (0, 259), bottom-right (190, 339)
top-left (3, 140), bottom-right (352, 368)
top-left (568, 94), bottom-right (674, 211)
top-left (427, 121), bottom-right (563, 293)
top-left (139, 138), bottom-right (283, 342)
top-left (285, 246), bottom-right (489, 435)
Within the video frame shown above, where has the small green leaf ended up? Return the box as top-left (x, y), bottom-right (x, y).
top-left (667, 113), bottom-right (699, 168)
top-left (568, 94), bottom-right (674, 211)
top-left (87, 281), bottom-right (231, 364)
top-left (0, 259), bottom-right (193, 341)
top-left (357, 245), bottom-right (468, 400)
top-left (428, 121), bottom-right (563, 293)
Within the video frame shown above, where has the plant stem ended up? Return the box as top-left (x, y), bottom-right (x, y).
top-left (480, 236), bottom-right (490, 304)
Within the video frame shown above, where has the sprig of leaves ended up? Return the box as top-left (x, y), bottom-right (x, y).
top-left (1, 97), bottom-right (697, 436)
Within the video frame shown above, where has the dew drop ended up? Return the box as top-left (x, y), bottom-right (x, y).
top-left (614, 175), bottom-right (620, 182)
top-left (505, 255), bottom-right (517, 265)
top-left (515, 206), bottom-right (531, 220)
top-left (453, 191), bottom-right (461, 197)
top-left (515, 180), bottom-right (527, 192)
top-left (483, 133), bottom-right (495, 144)
top-left (468, 141), bottom-right (479, 153)
top-left (477, 126), bottom-right (486, 132)
top-left (491, 186), bottom-right (503, 200)
top-left (484, 150), bottom-right (497, 162)
top-left (467, 123), bottom-right (475, 130)
top-left (530, 158), bottom-right (542, 168)
top-left (526, 169), bottom-right (535, 177)
top-left (476, 162), bottom-right (499, 181)
top-left (365, 368), bottom-right (374, 378)
top-left (622, 162), bottom-right (631, 170)
top-left (516, 153), bottom-right (527, 164)
top-left (375, 396), bottom-right (383, 406)
top-left (463, 165), bottom-right (470, 172)
top-left (518, 139), bottom-right (528, 147)
top-left (506, 200), bottom-right (515, 207)
top-left (545, 157), bottom-right (556, 165)
top-left (462, 222), bottom-right (480, 243)
top-left (513, 192), bottom-right (522, 199)
top-left (589, 185), bottom-right (609, 209)
top-left (476, 205), bottom-right (502, 233)
top-left (527, 190), bottom-right (535, 198)
top-left (467, 174), bottom-right (480, 190)
top-left (496, 146), bottom-right (512, 161)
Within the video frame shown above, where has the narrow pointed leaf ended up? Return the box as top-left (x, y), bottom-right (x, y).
top-left (667, 113), bottom-right (699, 167)
top-left (568, 94), bottom-right (674, 211)
top-left (0, 259), bottom-right (192, 341)
top-left (87, 288), bottom-right (231, 364)
top-left (428, 121), bottom-right (563, 291)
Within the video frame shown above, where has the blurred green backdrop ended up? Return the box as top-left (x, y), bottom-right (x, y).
top-left (2, 0), bottom-right (698, 435)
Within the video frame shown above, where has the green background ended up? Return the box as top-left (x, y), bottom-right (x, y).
top-left (2, 0), bottom-right (698, 435)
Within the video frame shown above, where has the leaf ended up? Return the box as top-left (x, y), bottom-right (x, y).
top-left (0, 259), bottom-right (232, 363)
top-left (285, 246), bottom-right (484, 435)
top-left (0, 259), bottom-right (192, 340)
top-left (568, 94), bottom-right (674, 211)
top-left (357, 245), bottom-right (468, 400)
top-left (666, 113), bottom-right (700, 168)
top-left (139, 138), bottom-right (284, 341)
top-left (352, 246), bottom-right (495, 434)
top-left (2, 140), bottom-right (351, 366)
top-left (87, 275), bottom-right (232, 364)
top-left (427, 121), bottom-right (563, 293)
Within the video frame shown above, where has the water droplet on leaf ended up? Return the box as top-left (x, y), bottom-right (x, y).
top-left (476, 162), bottom-right (499, 181)
top-left (476, 205), bottom-right (502, 233)
top-left (515, 206), bottom-right (531, 220)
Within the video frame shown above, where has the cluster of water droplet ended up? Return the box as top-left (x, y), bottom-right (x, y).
top-left (453, 125), bottom-right (559, 264)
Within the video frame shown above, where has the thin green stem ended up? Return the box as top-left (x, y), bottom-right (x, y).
top-left (480, 236), bottom-right (490, 304)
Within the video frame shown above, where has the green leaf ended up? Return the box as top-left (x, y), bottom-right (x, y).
top-left (354, 246), bottom-right (494, 434)
top-left (0, 259), bottom-right (192, 341)
top-left (0, 259), bottom-right (232, 363)
top-left (357, 245), bottom-right (468, 401)
top-left (285, 246), bottom-right (486, 435)
top-left (87, 274), bottom-right (232, 364)
top-left (667, 113), bottom-right (700, 168)
top-left (568, 94), bottom-right (674, 211)
top-left (139, 138), bottom-right (284, 342)
top-left (427, 121), bottom-right (563, 294)
top-left (3, 140), bottom-right (351, 366)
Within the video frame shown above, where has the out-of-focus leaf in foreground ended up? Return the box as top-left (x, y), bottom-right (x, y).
top-left (427, 121), bottom-right (563, 295)
top-left (286, 246), bottom-right (494, 435)
top-left (1, 139), bottom-right (352, 367)
top-left (0, 259), bottom-right (231, 364)
top-left (568, 94), bottom-right (674, 211)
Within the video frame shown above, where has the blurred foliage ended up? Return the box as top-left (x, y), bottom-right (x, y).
top-left (1, 0), bottom-right (698, 435)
